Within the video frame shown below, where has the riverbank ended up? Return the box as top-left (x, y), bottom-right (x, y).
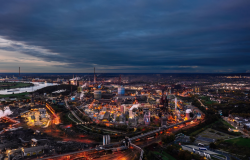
top-left (0, 82), bottom-right (57, 95)
top-left (0, 92), bottom-right (30, 98)
top-left (0, 82), bottom-right (34, 90)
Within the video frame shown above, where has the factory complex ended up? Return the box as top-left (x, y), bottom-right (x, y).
top-left (0, 70), bottom-right (206, 160)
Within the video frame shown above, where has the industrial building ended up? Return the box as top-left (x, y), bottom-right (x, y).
top-left (118, 86), bottom-right (125, 96)
top-left (94, 90), bottom-right (102, 99)
top-left (20, 108), bottom-right (50, 127)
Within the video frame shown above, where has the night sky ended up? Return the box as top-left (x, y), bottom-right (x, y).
top-left (0, 0), bottom-right (249, 73)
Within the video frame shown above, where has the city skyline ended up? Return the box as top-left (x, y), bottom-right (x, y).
top-left (0, 0), bottom-right (249, 73)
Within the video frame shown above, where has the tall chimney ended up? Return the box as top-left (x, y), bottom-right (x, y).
top-left (76, 75), bottom-right (77, 86)
top-left (175, 97), bottom-right (177, 111)
top-left (119, 75), bottom-right (121, 84)
top-left (19, 67), bottom-right (20, 77)
top-left (94, 67), bottom-right (96, 83)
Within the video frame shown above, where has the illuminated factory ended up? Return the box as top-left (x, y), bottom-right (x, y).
top-left (94, 67), bottom-right (97, 83)
top-left (74, 74), bottom-right (198, 129)
top-left (70, 75), bottom-right (81, 86)
top-left (94, 90), bottom-right (102, 99)
top-left (185, 109), bottom-right (192, 120)
top-left (20, 108), bottom-right (50, 127)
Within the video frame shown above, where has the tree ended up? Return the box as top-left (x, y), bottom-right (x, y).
top-left (209, 142), bottom-right (217, 149)
top-left (144, 151), bottom-right (154, 160)
top-left (190, 136), bottom-right (196, 142)
top-left (132, 108), bottom-right (137, 113)
top-left (161, 134), bottom-right (175, 144)
top-left (92, 127), bottom-right (95, 133)
top-left (169, 133), bottom-right (175, 142)
top-left (178, 151), bottom-right (186, 160)
top-left (125, 114), bottom-right (129, 121)
top-left (115, 116), bottom-right (120, 122)
top-left (166, 145), bottom-right (174, 153)
top-left (190, 112), bottom-right (194, 118)
top-left (178, 151), bottom-right (192, 160)
top-left (127, 127), bottom-right (130, 132)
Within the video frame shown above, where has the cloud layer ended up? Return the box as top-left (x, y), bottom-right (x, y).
top-left (0, 0), bottom-right (249, 73)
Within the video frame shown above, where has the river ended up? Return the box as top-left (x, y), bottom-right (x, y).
top-left (0, 82), bottom-right (58, 94)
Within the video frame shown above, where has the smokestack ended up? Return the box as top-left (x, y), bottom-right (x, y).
top-left (94, 67), bottom-right (96, 83)
top-left (119, 75), bottom-right (121, 84)
top-left (19, 67), bottom-right (20, 77)
top-left (175, 97), bottom-right (177, 111)
top-left (76, 75), bottom-right (77, 86)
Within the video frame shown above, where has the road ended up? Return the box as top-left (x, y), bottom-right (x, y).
top-left (94, 149), bottom-right (139, 160)
top-left (197, 98), bottom-right (207, 109)
top-left (182, 145), bottom-right (227, 160)
top-left (223, 117), bottom-right (250, 138)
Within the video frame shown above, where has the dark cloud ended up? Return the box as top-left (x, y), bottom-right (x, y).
top-left (0, 0), bottom-right (249, 72)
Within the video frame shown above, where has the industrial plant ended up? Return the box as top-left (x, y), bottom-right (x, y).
top-left (0, 70), bottom-right (249, 160)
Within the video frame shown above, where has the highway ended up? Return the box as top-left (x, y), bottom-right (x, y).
top-left (182, 145), bottom-right (227, 160)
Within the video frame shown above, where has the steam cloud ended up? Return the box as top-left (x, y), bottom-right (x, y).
top-left (0, 107), bottom-right (13, 118)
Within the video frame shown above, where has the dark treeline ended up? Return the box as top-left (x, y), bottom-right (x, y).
top-left (34, 84), bottom-right (77, 95)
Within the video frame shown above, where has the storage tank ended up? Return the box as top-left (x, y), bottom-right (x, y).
top-left (197, 112), bottom-right (201, 119)
top-left (118, 87), bottom-right (125, 95)
top-left (185, 109), bottom-right (192, 120)
top-left (94, 90), bottom-right (102, 99)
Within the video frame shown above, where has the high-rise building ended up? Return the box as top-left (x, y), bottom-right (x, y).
top-left (194, 86), bottom-right (201, 93)
top-left (118, 86), bottom-right (125, 95)
top-left (120, 105), bottom-right (126, 113)
top-left (144, 111), bottom-right (150, 125)
top-left (94, 90), bottom-right (101, 99)
top-left (103, 135), bottom-right (110, 145)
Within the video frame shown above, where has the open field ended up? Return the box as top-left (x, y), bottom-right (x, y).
top-left (190, 119), bottom-right (238, 137)
top-left (200, 96), bottom-right (216, 105)
top-left (197, 128), bottom-right (236, 140)
top-left (189, 120), bottom-right (219, 136)
top-left (221, 119), bottom-right (235, 129)
top-left (225, 137), bottom-right (250, 148)
top-left (0, 92), bottom-right (30, 98)
top-left (153, 151), bottom-right (176, 160)
top-left (0, 82), bottom-right (33, 90)
top-left (192, 119), bottom-right (239, 145)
